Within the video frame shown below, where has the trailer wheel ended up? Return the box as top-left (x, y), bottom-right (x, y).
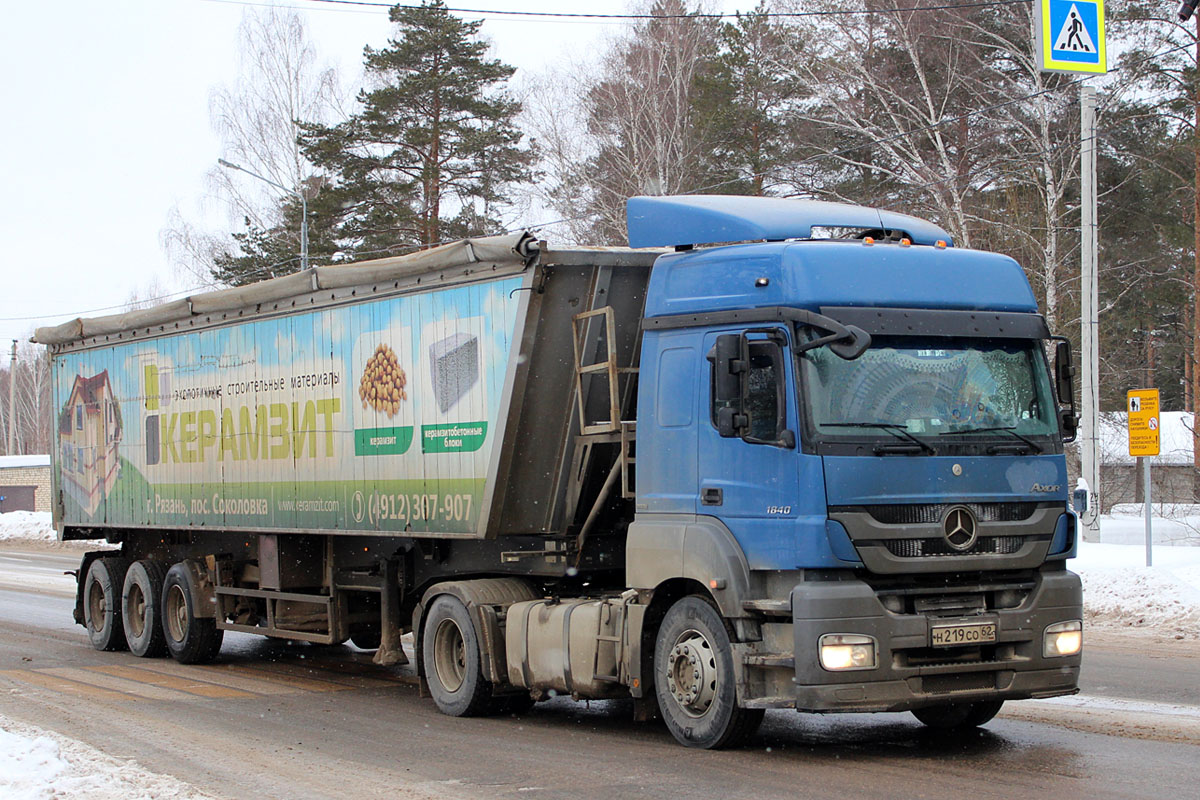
top-left (912, 700), bottom-right (1004, 730)
top-left (122, 560), bottom-right (167, 658)
top-left (83, 557), bottom-right (129, 652)
top-left (654, 595), bottom-right (763, 749)
top-left (162, 562), bottom-right (223, 664)
top-left (421, 594), bottom-right (494, 717)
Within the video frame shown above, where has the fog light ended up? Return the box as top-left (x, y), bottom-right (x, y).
top-left (1043, 620), bottom-right (1082, 657)
top-left (819, 633), bottom-right (877, 671)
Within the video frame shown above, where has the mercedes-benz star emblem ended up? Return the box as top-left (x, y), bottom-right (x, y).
top-left (942, 506), bottom-right (978, 551)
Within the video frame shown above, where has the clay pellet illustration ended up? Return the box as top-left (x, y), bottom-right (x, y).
top-left (359, 343), bottom-right (407, 417)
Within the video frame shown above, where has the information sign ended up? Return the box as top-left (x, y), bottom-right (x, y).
top-left (1126, 388), bottom-right (1160, 457)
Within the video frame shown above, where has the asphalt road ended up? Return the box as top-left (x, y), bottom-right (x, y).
top-left (1, 543), bottom-right (1197, 800)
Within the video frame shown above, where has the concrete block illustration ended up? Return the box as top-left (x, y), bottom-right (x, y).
top-left (429, 332), bottom-right (479, 413)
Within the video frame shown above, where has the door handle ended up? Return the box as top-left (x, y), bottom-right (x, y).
top-left (701, 487), bottom-right (723, 506)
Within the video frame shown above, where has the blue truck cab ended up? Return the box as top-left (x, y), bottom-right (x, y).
top-left (625, 196), bottom-right (1082, 746)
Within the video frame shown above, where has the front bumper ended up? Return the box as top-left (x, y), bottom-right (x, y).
top-left (785, 568), bottom-right (1081, 713)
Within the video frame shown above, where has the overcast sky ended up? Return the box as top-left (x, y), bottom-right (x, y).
top-left (0, 0), bottom-right (757, 356)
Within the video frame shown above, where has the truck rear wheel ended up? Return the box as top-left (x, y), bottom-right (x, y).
top-left (421, 594), bottom-right (494, 717)
top-left (912, 700), bottom-right (1004, 730)
top-left (162, 562), bottom-right (223, 664)
top-left (654, 595), bottom-right (763, 749)
top-left (83, 557), bottom-right (129, 652)
top-left (122, 560), bottom-right (167, 658)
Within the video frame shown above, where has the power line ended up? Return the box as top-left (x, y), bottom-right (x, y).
top-left (294, 0), bottom-right (1034, 21)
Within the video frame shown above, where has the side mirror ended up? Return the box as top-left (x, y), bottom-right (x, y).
top-left (828, 325), bottom-right (871, 360)
top-left (1053, 338), bottom-right (1078, 443)
top-left (709, 334), bottom-right (748, 438)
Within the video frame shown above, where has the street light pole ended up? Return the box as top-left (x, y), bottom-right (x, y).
top-left (7, 340), bottom-right (16, 456)
top-left (217, 159), bottom-right (308, 271)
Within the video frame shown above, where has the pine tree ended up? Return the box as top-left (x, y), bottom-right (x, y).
top-left (692, 2), bottom-right (803, 197)
top-left (300, 0), bottom-right (534, 255)
top-left (210, 179), bottom-right (342, 286)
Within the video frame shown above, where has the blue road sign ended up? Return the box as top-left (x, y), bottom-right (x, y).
top-left (1037, 0), bottom-right (1107, 74)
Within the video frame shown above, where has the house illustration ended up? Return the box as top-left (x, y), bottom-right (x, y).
top-left (58, 371), bottom-right (123, 516)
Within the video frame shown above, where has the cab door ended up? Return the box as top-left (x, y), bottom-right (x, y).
top-left (696, 328), bottom-right (804, 569)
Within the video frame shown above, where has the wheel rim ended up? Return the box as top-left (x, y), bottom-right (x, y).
top-left (86, 576), bottom-right (106, 632)
top-left (432, 617), bottom-right (467, 693)
top-left (665, 628), bottom-right (718, 718)
top-left (127, 582), bottom-right (146, 638)
top-left (165, 584), bottom-right (189, 643)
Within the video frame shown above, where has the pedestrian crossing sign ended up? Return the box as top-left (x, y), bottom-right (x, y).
top-left (1036, 0), bottom-right (1106, 74)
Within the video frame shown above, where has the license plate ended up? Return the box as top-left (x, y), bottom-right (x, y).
top-left (930, 622), bottom-right (997, 647)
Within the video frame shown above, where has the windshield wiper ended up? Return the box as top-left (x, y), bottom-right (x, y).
top-left (822, 422), bottom-right (937, 455)
top-left (938, 425), bottom-right (1043, 454)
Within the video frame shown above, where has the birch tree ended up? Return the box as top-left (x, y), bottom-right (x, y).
top-left (563, 0), bottom-right (723, 243)
top-left (162, 7), bottom-right (343, 285)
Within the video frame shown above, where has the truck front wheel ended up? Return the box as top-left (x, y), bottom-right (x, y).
top-left (421, 594), bottom-right (495, 717)
top-left (654, 595), bottom-right (763, 749)
top-left (83, 557), bottom-right (129, 652)
top-left (912, 700), bottom-right (1004, 730)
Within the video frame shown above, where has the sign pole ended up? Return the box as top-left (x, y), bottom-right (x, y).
top-left (1144, 456), bottom-right (1152, 567)
top-left (1035, 0), bottom-right (1106, 529)
top-left (6, 340), bottom-right (15, 456)
top-left (1080, 85), bottom-right (1100, 530)
top-left (1127, 388), bottom-right (1160, 566)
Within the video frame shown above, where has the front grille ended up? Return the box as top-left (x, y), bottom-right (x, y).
top-left (898, 646), bottom-right (996, 668)
top-left (884, 535), bottom-right (1026, 558)
top-left (864, 503), bottom-right (1038, 525)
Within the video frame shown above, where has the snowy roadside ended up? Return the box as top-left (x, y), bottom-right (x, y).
top-left (0, 713), bottom-right (217, 800)
top-left (0, 511), bottom-right (106, 550)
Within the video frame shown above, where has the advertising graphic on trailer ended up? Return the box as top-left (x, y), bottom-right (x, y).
top-left (53, 278), bottom-right (522, 535)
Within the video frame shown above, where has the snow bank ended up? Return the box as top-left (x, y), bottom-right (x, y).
top-left (1100, 504), bottom-right (1200, 546)
top-left (0, 511), bottom-right (56, 542)
top-left (0, 713), bottom-right (214, 800)
top-left (1075, 540), bottom-right (1200, 636)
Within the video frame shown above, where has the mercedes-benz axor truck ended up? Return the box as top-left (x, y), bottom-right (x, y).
top-left (36, 195), bottom-right (1083, 748)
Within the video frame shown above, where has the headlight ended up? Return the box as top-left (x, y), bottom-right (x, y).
top-left (819, 633), bottom-right (877, 671)
top-left (1043, 620), bottom-right (1082, 657)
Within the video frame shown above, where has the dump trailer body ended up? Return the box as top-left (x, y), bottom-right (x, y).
top-left (37, 235), bottom-right (656, 541)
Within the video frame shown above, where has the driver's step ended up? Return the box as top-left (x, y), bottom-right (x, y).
top-left (743, 653), bottom-right (794, 669)
top-left (742, 599), bottom-right (791, 616)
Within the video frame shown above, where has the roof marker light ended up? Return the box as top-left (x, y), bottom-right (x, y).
top-left (935, 240), bottom-right (948, 249)
top-left (900, 238), bottom-right (912, 247)
top-left (863, 237), bottom-right (875, 246)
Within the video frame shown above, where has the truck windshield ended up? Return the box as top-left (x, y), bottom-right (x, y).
top-left (800, 336), bottom-right (1058, 441)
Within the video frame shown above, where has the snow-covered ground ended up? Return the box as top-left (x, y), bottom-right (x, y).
top-left (0, 507), bottom-right (1197, 796)
top-left (0, 713), bottom-right (214, 800)
top-left (0, 511), bottom-right (59, 542)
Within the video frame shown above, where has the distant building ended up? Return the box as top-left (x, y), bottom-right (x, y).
top-left (58, 370), bottom-right (123, 516)
top-left (0, 454), bottom-right (52, 513)
top-left (1091, 411), bottom-right (1195, 510)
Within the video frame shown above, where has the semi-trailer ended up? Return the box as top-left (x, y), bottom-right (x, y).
top-left (35, 195), bottom-right (1083, 748)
